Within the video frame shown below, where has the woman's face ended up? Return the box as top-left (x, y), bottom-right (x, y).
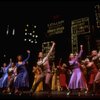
top-left (74, 52), bottom-right (78, 57)
top-left (38, 52), bottom-right (43, 58)
top-left (17, 55), bottom-right (22, 61)
top-left (3, 63), bottom-right (7, 67)
top-left (62, 63), bottom-right (67, 68)
top-left (84, 58), bottom-right (90, 64)
top-left (69, 53), bottom-right (74, 59)
top-left (12, 62), bottom-right (15, 67)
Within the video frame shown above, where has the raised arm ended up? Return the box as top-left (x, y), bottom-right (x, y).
top-left (23, 50), bottom-right (30, 62)
top-left (75, 45), bottom-right (83, 60)
top-left (42, 42), bottom-right (55, 64)
top-left (69, 45), bottom-right (83, 66)
top-left (6, 58), bottom-right (12, 70)
top-left (46, 42), bottom-right (55, 58)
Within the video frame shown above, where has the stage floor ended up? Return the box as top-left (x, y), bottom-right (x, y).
top-left (0, 91), bottom-right (100, 99)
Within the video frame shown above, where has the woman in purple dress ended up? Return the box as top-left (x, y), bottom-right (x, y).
top-left (0, 59), bottom-right (12, 92)
top-left (14, 50), bottom-right (30, 94)
top-left (68, 45), bottom-right (88, 95)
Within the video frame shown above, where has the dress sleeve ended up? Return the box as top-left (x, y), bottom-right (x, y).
top-left (23, 53), bottom-right (30, 62)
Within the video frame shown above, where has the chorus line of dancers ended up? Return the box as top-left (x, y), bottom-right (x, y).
top-left (0, 42), bottom-right (100, 95)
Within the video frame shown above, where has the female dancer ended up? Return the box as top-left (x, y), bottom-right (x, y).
top-left (7, 62), bottom-right (17, 93)
top-left (14, 50), bottom-right (30, 94)
top-left (32, 66), bottom-right (43, 92)
top-left (30, 42), bottom-right (55, 93)
top-left (51, 62), bottom-right (57, 91)
top-left (0, 59), bottom-right (12, 93)
top-left (58, 63), bottom-right (68, 91)
top-left (68, 45), bottom-right (88, 95)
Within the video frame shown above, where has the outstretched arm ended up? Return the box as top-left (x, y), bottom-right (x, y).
top-left (6, 58), bottom-right (12, 70)
top-left (42, 42), bottom-right (55, 63)
top-left (23, 50), bottom-right (30, 62)
top-left (46, 42), bottom-right (55, 58)
top-left (75, 45), bottom-right (83, 60)
top-left (69, 45), bottom-right (83, 66)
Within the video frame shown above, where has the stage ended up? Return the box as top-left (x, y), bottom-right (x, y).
top-left (0, 91), bottom-right (100, 99)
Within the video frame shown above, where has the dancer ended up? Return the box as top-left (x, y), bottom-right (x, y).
top-left (7, 62), bottom-right (17, 93)
top-left (30, 42), bottom-right (55, 93)
top-left (0, 59), bottom-right (12, 93)
top-left (91, 50), bottom-right (100, 93)
top-left (68, 45), bottom-right (88, 95)
top-left (57, 63), bottom-right (68, 91)
top-left (51, 62), bottom-right (57, 91)
top-left (0, 67), bottom-right (3, 78)
top-left (91, 50), bottom-right (100, 69)
top-left (14, 50), bottom-right (30, 94)
top-left (32, 66), bottom-right (43, 92)
top-left (80, 60), bottom-right (87, 79)
top-left (84, 58), bottom-right (98, 93)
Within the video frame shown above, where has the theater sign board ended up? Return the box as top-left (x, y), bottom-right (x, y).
top-left (47, 20), bottom-right (65, 36)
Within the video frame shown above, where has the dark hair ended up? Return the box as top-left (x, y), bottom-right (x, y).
top-left (17, 55), bottom-right (23, 61)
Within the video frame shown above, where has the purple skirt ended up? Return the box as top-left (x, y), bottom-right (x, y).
top-left (14, 71), bottom-right (29, 88)
top-left (68, 68), bottom-right (87, 89)
top-left (0, 74), bottom-right (8, 88)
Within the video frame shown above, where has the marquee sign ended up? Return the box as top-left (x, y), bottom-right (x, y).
top-left (47, 20), bottom-right (65, 36)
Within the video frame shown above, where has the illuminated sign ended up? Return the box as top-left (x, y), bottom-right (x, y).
top-left (47, 20), bottom-right (65, 36)
top-left (71, 17), bottom-right (90, 35)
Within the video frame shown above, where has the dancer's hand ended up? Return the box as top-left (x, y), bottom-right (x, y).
top-left (27, 50), bottom-right (30, 53)
top-left (51, 41), bottom-right (55, 46)
top-left (10, 58), bottom-right (12, 63)
top-left (80, 45), bottom-right (83, 50)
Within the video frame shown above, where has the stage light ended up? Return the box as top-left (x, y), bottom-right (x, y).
top-left (25, 29), bottom-right (27, 31)
top-left (25, 33), bottom-right (27, 35)
top-left (6, 25), bottom-right (9, 35)
top-left (26, 24), bottom-right (29, 27)
top-left (6, 30), bottom-right (9, 35)
top-left (34, 25), bottom-right (36, 28)
top-left (35, 40), bottom-right (37, 44)
top-left (33, 31), bottom-right (35, 33)
top-left (29, 39), bottom-right (31, 42)
top-left (35, 41), bottom-right (37, 44)
top-left (35, 35), bottom-right (38, 38)
top-left (4, 54), bottom-right (6, 57)
top-left (32, 35), bottom-right (35, 37)
top-left (12, 29), bottom-right (15, 35)
top-left (31, 41), bottom-right (33, 43)
top-left (30, 33), bottom-right (32, 35)
top-left (24, 39), bottom-right (27, 41)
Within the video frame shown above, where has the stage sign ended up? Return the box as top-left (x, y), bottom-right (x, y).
top-left (95, 5), bottom-right (100, 29)
top-left (71, 17), bottom-right (90, 35)
top-left (71, 17), bottom-right (90, 53)
top-left (47, 20), bottom-right (65, 36)
top-left (96, 40), bottom-right (100, 50)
